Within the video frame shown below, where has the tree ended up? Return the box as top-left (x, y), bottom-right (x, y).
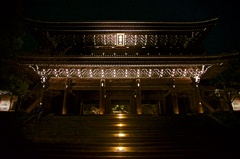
top-left (209, 53), bottom-right (240, 114)
top-left (0, 0), bottom-right (32, 97)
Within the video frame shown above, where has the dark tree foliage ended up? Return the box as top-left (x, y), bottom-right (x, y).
top-left (209, 53), bottom-right (240, 113)
top-left (0, 0), bottom-right (33, 97)
top-left (0, 62), bottom-right (32, 96)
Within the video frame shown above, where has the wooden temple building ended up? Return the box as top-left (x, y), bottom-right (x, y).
top-left (17, 17), bottom-right (237, 115)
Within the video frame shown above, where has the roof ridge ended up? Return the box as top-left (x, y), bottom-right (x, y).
top-left (22, 17), bottom-right (219, 25)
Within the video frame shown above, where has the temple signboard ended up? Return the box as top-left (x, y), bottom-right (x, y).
top-left (232, 97), bottom-right (240, 111)
top-left (0, 92), bottom-right (18, 112)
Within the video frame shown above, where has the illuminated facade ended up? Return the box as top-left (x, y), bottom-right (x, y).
top-left (18, 17), bottom-right (236, 115)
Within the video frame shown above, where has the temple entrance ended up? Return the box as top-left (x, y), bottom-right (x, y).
top-left (111, 100), bottom-right (130, 114)
top-left (21, 17), bottom-right (224, 117)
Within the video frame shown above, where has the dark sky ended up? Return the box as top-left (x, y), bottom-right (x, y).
top-left (12, 0), bottom-right (240, 54)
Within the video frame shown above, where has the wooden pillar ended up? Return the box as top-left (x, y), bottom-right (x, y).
top-left (192, 77), bottom-right (203, 113)
top-left (196, 88), bottom-right (203, 113)
top-left (62, 89), bottom-right (68, 114)
top-left (99, 79), bottom-right (105, 114)
top-left (189, 91), bottom-right (195, 113)
top-left (136, 79), bottom-right (142, 114)
top-left (158, 92), bottom-right (166, 115)
top-left (104, 91), bottom-right (111, 114)
top-left (130, 97), bottom-right (134, 114)
top-left (162, 98), bottom-right (166, 114)
top-left (172, 92), bottom-right (179, 114)
top-left (40, 77), bottom-right (46, 104)
top-left (157, 99), bottom-right (161, 115)
top-left (106, 96), bottom-right (111, 114)
top-left (40, 87), bottom-right (45, 105)
top-left (62, 79), bottom-right (71, 115)
top-left (39, 76), bottom-right (47, 109)
top-left (162, 91), bottom-right (170, 114)
top-left (171, 79), bottom-right (179, 114)
top-left (79, 100), bottom-right (83, 115)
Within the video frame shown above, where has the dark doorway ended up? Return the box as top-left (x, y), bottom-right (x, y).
top-left (142, 100), bottom-right (158, 114)
top-left (178, 96), bottom-right (190, 114)
top-left (48, 91), bottom-right (64, 115)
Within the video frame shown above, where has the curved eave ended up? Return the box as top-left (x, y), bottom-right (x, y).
top-left (23, 17), bottom-right (218, 50)
top-left (16, 53), bottom-right (238, 66)
top-left (22, 17), bottom-right (218, 33)
top-left (23, 17), bottom-right (218, 26)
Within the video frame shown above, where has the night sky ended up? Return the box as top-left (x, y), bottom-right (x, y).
top-left (7, 0), bottom-right (240, 54)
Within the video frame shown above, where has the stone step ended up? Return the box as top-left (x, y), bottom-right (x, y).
top-left (14, 114), bottom-right (240, 159)
top-left (16, 145), bottom-right (234, 159)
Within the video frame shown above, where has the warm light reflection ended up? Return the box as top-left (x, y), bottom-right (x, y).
top-left (114, 113), bottom-right (127, 152)
top-left (117, 147), bottom-right (123, 152)
top-left (116, 114), bottom-right (125, 119)
top-left (114, 123), bottom-right (126, 127)
top-left (114, 133), bottom-right (126, 137)
top-left (118, 133), bottom-right (125, 137)
top-left (114, 146), bottom-right (132, 152)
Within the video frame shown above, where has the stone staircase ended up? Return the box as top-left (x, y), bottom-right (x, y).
top-left (3, 113), bottom-right (240, 159)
